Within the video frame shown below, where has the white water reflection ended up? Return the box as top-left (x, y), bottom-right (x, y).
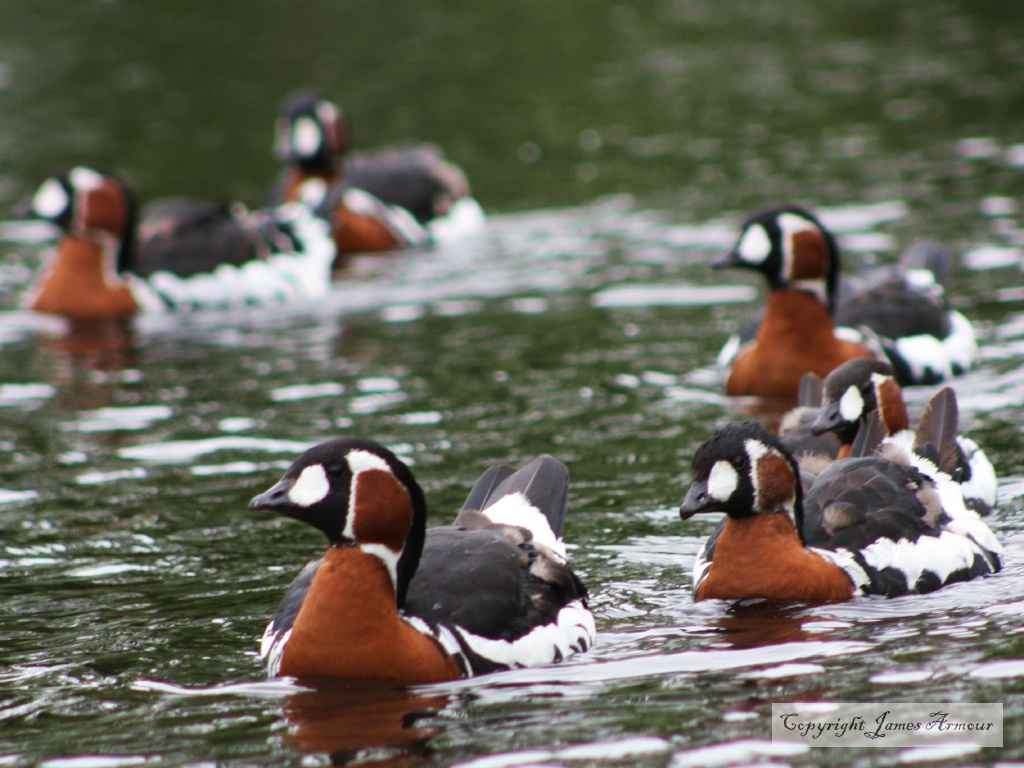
top-left (118, 437), bottom-right (312, 463)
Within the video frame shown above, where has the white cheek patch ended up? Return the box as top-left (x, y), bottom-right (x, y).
top-left (707, 460), bottom-right (739, 502)
top-left (32, 179), bottom-right (70, 219)
top-left (69, 166), bottom-right (105, 192)
top-left (288, 464), bottom-right (330, 507)
top-left (736, 223), bottom-right (771, 264)
top-left (839, 385), bottom-right (865, 422)
top-left (291, 116), bottom-right (323, 158)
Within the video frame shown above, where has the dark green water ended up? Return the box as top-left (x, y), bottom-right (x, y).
top-left (2, 2), bottom-right (1024, 766)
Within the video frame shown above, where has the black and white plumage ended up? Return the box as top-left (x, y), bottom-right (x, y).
top-left (682, 422), bottom-right (1002, 602)
top-left (809, 358), bottom-right (998, 515)
top-left (715, 206), bottom-right (978, 388)
top-left (267, 91), bottom-right (485, 241)
top-left (21, 166), bottom-right (334, 318)
top-left (252, 438), bottom-right (594, 681)
top-left (777, 372), bottom-right (843, 460)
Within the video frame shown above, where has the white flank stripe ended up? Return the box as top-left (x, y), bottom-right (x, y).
top-left (125, 207), bottom-right (334, 314)
top-left (479, 492), bottom-right (566, 560)
top-left (259, 621), bottom-right (276, 660)
top-left (858, 530), bottom-right (995, 588)
top-left (341, 189), bottom-right (430, 248)
top-left (691, 548), bottom-right (713, 596)
top-left (427, 197), bottom-right (486, 243)
top-left (813, 547), bottom-right (869, 591)
top-left (716, 333), bottom-right (742, 369)
top-left (455, 600), bottom-right (595, 670)
top-left (261, 626), bottom-right (291, 678)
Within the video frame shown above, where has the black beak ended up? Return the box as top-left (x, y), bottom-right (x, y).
top-left (809, 401), bottom-right (847, 436)
top-left (13, 195), bottom-right (37, 220)
top-left (249, 477), bottom-right (295, 511)
top-left (680, 480), bottom-right (714, 520)
top-left (712, 246), bottom-right (743, 271)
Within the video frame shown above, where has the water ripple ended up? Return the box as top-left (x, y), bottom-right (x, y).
top-left (118, 437), bottom-right (313, 463)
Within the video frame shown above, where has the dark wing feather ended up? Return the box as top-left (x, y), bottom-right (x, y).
top-left (406, 456), bottom-right (583, 644)
top-left (480, 455), bottom-right (570, 538)
top-left (460, 465), bottom-right (516, 513)
top-left (135, 198), bottom-right (271, 278)
top-left (835, 276), bottom-right (949, 342)
top-left (849, 409), bottom-right (889, 458)
top-left (900, 240), bottom-right (952, 289)
top-left (913, 388), bottom-right (961, 475)
top-left (267, 557), bottom-right (322, 640)
top-left (345, 146), bottom-right (465, 224)
top-left (404, 528), bottom-right (527, 639)
top-left (798, 372), bottom-right (824, 408)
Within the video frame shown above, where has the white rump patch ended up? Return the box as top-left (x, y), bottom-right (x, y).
top-left (957, 436), bottom-right (997, 510)
top-left (892, 311), bottom-right (978, 383)
top-left (480, 491), bottom-right (566, 560)
top-left (32, 179), bottom-right (70, 219)
top-left (69, 166), bottom-right (105, 192)
top-left (707, 460), bottom-right (739, 502)
top-left (838, 385), bottom-right (864, 422)
top-left (736, 223), bottom-right (771, 264)
top-left (291, 116), bottom-right (323, 159)
top-left (288, 464), bottom-right (330, 507)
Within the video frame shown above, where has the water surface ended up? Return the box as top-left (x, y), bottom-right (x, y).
top-left (2, 2), bottom-right (1024, 767)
